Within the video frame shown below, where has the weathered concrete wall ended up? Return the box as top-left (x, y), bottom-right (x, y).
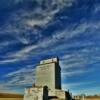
top-left (55, 89), bottom-right (66, 99)
top-left (24, 87), bottom-right (44, 100)
top-left (24, 86), bottom-right (48, 100)
top-left (36, 58), bottom-right (61, 90)
top-left (48, 89), bottom-right (71, 100)
top-left (36, 63), bottom-right (56, 89)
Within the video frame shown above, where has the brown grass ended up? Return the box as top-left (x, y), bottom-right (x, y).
top-left (86, 96), bottom-right (100, 99)
top-left (0, 93), bottom-right (23, 98)
top-left (0, 98), bottom-right (23, 100)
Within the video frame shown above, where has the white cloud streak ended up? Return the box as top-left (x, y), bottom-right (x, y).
top-left (5, 65), bottom-right (36, 86)
top-left (61, 69), bottom-right (92, 77)
top-left (1, 20), bottom-right (100, 64)
top-left (62, 81), bottom-right (96, 88)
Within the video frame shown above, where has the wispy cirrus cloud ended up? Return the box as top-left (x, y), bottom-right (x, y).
top-left (1, 20), bottom-right (100, 64)
top-left (0, 59), bottom-right (19, 64)
top-left (0, 0), bottom-right (75, 44)
top-left (0, 84), bottom-right (12, 93)
top-left (62, 81), bottom-right (96, 89)
top-left (61, 69), bottom-right (91, 77)
top-left (0, 0), bottom-right (100, 94)
top-left (0, 64), bottom-right (36, 93)
top-left (0, 83), bottom-right (23, 93)
top-left (0, 0), bottom-right (76, 64)
top-left (4, 65), bottom-right (36, 87)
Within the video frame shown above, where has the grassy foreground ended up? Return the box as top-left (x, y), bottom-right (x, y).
top-left (0, 93), bottom-right (23, 100)
top-left (0, 98), bottom-right (23, 100)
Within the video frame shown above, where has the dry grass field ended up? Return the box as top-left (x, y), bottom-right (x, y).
top-left (84, 97), bottom-right (100, 100)
top-left (0, 98), bottom-right (23, 100)
top-left (0, 93), bottom-right (23, 100)
top-left (74, 95), bottom-right (100, 100)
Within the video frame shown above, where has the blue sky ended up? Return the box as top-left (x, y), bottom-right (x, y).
top-left (0, 0), bottom-right (100, 95)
